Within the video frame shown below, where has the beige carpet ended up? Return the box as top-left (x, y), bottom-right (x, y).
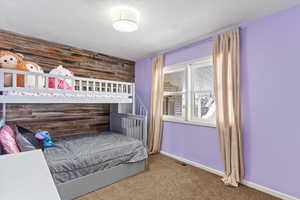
top-left (76, 154), bottom-right (279, 200)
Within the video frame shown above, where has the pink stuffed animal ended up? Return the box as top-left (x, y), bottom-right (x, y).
top-left (48, 65), bottom-right (74, 90)
top-left (0, 125), bottom-right (20, 154)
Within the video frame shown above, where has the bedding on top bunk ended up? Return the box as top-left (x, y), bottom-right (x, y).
top-left (43, 132), bottom-right (147, 184)
top-left (1, 90), bottom-right (129, 98)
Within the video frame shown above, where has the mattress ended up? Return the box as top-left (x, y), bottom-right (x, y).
top-left (43, 132), bottom-right (148, 184)
top-left (2, 90), bottom-right (129, 99)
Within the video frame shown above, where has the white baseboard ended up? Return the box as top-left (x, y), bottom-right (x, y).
top-left (160, 151), bottom-right (224, 176)
top-left (241, 180), bottom-right (299, 200)
top-left (160, 151), bottom-right (299, 200)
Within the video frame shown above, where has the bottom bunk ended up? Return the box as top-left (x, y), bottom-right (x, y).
top-left (44, 131), bottom-right (148, 200)
top-left (0, 100), bottom-right (148, 200)
top-left (57, 160), bottom-right (145, 200)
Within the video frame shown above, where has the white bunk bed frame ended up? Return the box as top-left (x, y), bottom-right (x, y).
top-left (0, 69), bottom-right (148, 200)
top-left (0, 68), bottom-right (135, 104)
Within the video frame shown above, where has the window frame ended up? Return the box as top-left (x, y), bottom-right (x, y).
top-left (163, 56), bottom-right (216, 128)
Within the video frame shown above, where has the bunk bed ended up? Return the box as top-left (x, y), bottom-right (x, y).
top-left (0, 69), bottom-right (148, 200)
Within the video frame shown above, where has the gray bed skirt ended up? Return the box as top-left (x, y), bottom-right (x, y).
top-left (56, 160), bottom-right (146, 200)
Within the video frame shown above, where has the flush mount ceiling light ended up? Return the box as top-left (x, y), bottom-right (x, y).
top-left (111, 6), bottom-right (139, 32)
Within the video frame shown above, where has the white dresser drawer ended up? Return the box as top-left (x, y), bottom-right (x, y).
top-left (0, 150), bottom-right (61, 200)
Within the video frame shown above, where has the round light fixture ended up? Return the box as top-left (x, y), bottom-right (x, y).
top-left (111, 6), bottom-right (139, 32)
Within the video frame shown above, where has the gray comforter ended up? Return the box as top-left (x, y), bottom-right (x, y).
top-left (43, 132), bottom-right (148, 184)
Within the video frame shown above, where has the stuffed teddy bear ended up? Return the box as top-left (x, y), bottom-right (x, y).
top-left (23, 61), bottom-right (45, 88)
top-left (0, 50), bottom-right (28, 87)
top-left (48, 65), bottom-right (74, 90)
top-left (34, 130), bottom-right (54, 148)
top-left (0, 50), bottom-right (24, 70)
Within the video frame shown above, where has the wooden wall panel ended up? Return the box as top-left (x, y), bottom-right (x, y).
top-left (0, 29), bottom-right (135, 137)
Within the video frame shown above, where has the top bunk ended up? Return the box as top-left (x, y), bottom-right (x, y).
top-left (0, 68), bottom-right (134, 104)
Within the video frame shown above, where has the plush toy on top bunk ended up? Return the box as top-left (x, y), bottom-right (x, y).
top-left (0, 50), bottom-right (28, 87)
top-left (48, 65), bottom-right (74, 90)
top-left (23, 61), bottom-right (45, 88)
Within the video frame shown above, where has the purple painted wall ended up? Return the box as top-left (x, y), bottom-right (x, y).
top-left (135, 5), bottom-right (300, 198)
top-left (135, 57), bottom-right (152, 110)
top-left (240, 5), bottom-right (300, 198)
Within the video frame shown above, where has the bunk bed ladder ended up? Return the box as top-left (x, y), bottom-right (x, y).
top-left (134, 94), bottom-right (148, 145)
top-left (135, 94), bottom-right (148, 117)
top-left (110, 93), bottom-right (148, 147)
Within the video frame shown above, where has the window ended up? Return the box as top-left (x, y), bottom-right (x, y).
top-left (163, 67), bottom-right (185, 119)
top-left (163, 56), bottom-right (216, 127)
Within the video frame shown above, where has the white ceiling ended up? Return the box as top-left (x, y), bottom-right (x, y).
top-left (1, 0), bottom-right (299, 61)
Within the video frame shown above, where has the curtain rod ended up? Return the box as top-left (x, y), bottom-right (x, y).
top-left (154, 24), bottom-right (241, 57)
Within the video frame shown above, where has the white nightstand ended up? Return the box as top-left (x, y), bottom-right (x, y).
top-left (0, 150), bottom-right (61, 200)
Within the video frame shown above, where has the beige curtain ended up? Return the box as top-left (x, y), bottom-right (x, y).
top-left (213, 29), bottom-right (244, 187)
top-left (148, 55), bottom-right (165, 154)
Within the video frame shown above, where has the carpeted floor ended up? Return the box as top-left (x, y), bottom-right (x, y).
top-left (76, 154), bottom-right (279, 200)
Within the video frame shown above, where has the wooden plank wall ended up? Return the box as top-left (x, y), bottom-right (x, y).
top-left (0, 29), bottom-right (135, 137)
